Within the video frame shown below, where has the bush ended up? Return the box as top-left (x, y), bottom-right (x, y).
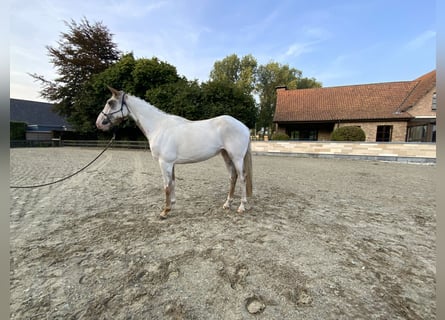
top-left (331, 126), bottom-right (366, 141)
top-left (271, 132), bottom-right (290, 140)
top-left (10, 121), bottom-right (27, 140)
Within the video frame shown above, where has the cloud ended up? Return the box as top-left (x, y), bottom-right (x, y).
top-left (302, 26), bottom-right (331, 40)
top-left (405, 30), bottom-right (436, 49)
top-left (284, 41), bottom-right (316, 57)
top-left (280, 25), bottom-right (330, 60)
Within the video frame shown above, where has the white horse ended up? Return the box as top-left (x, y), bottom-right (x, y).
top-left (96, 87), bottom-right (252, 219)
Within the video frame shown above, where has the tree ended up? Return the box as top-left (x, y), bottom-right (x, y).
top-left (201, 80), bottom-right (257, 128)
top-left (132, 57), bottom-right (181, 96)
top-left (296, 77), bottom-right (322, 89)
top-left (30, 17), bottom-right (121, 131)
top-left (145, 79), bottom-right (203, 120)
top-left (209, 54), bottom-right (258, 94)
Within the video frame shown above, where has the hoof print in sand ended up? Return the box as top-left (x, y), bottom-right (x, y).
top-left (245, 296), bottom-right (266, 314)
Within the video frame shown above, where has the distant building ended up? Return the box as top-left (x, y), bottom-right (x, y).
top-left (273, 70), bottom-right (436, 142)
top-left (10, 98), bottom-right (74, 140)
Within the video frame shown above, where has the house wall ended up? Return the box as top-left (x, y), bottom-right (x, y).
top-left (407, 88), bottom-right (436, 117)
top-left (318, 130), bottom-right (332, 141)
top-left (337, 121), bottom-right (407, 142)
top-left (26, 131), bottom-right (53, 141)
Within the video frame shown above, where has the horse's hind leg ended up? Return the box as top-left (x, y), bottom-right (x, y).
top-left (221, 150), bottom-right (237, 210)
top-left (159, 160), bottom-right (174, 219)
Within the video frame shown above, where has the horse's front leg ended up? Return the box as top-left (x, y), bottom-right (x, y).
top-left (171, 165), bottom-right (176, 207)
top-left (159, 161), bottom-right (175, 219)
top-left (234, 159), bottom-right (248, 213)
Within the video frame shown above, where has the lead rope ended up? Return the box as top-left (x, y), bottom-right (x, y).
top-left (10, 133), bottom-right (116, 189)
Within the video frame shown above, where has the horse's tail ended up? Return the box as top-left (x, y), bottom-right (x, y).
top-left (244, 141), bottom-right (253, 197)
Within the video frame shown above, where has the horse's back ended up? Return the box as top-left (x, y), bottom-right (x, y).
top-left (185, 115), bottom-right (249, 147)
top-left (212, 115), bottom-right (249, 135)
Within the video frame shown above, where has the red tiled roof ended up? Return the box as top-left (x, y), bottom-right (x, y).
top-left (274, 70), bottom-right (436, 123)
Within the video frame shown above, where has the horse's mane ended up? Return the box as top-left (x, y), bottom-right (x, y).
top-left (127, 94), bottom-right (167, 115)
top-left (127, 93), bottom-right (189, 122)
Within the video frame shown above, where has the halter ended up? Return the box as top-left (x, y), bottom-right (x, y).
top-left (101, 93), bottom-right (129, 125)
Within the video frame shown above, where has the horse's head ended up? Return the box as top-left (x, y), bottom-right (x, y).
top-left (96, 86), bottom-right (129, 131)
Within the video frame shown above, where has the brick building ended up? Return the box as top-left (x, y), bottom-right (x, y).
top-left (273, 70), bottom-right (436, 142)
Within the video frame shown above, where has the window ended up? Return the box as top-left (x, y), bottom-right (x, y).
top-left (376, 125), bottom-right (392, 142)
top-left (290, 129), bottom-right (318, 141)
top-left (432, 92), bottom-right (437, 110)
top-left (407, 125), bottom-right (427, 142)
top-left (407, 123), bottom-right (436, 142)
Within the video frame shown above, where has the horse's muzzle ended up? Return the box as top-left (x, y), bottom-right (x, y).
top-left (96, 118), bottom-right (110, 131)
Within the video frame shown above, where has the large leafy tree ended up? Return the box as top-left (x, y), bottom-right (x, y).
top-left (200, 80), bottom-right (257, 128)
top-left (145, 79), bottom-right (202, 120)
top-left (132, 57), bottom-right (181, 96)
top-left (209, 54), bottom-right (258, 95)
top-left (30, 17), bottom-right (121, 131)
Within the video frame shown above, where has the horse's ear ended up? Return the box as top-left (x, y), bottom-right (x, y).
top-left (107, 85), bottom-right (120, 97)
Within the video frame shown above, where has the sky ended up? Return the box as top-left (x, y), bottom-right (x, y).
top-left (10, 0), bottom-right (436, 102)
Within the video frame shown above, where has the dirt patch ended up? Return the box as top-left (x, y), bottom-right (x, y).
top-left (10, 147), bottom-right (436, 319)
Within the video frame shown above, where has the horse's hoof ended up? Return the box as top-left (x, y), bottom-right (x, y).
top-left (223, 200), bottom-right (233, 210)
top-left (160, 211), bottom-right (169, 219)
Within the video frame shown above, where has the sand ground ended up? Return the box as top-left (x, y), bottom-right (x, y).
top-left (10, 147), bottom-right (436, 319)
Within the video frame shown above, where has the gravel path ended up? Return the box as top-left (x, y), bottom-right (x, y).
top-left (10, 147), bottom-right (436, 319)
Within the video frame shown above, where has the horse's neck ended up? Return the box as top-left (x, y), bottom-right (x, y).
top-left (126, 95), bottom-right (174, 138)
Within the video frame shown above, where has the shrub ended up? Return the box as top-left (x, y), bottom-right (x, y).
top-left (10, 121), bottom-right (27, 140)
top-left (271, 132), bottom-right (290, 140)
top-left (331, 126), bottom-right (366, 141)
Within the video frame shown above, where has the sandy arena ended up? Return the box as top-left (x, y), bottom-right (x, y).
top-left (10, 147), bottom-right (436, 319)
